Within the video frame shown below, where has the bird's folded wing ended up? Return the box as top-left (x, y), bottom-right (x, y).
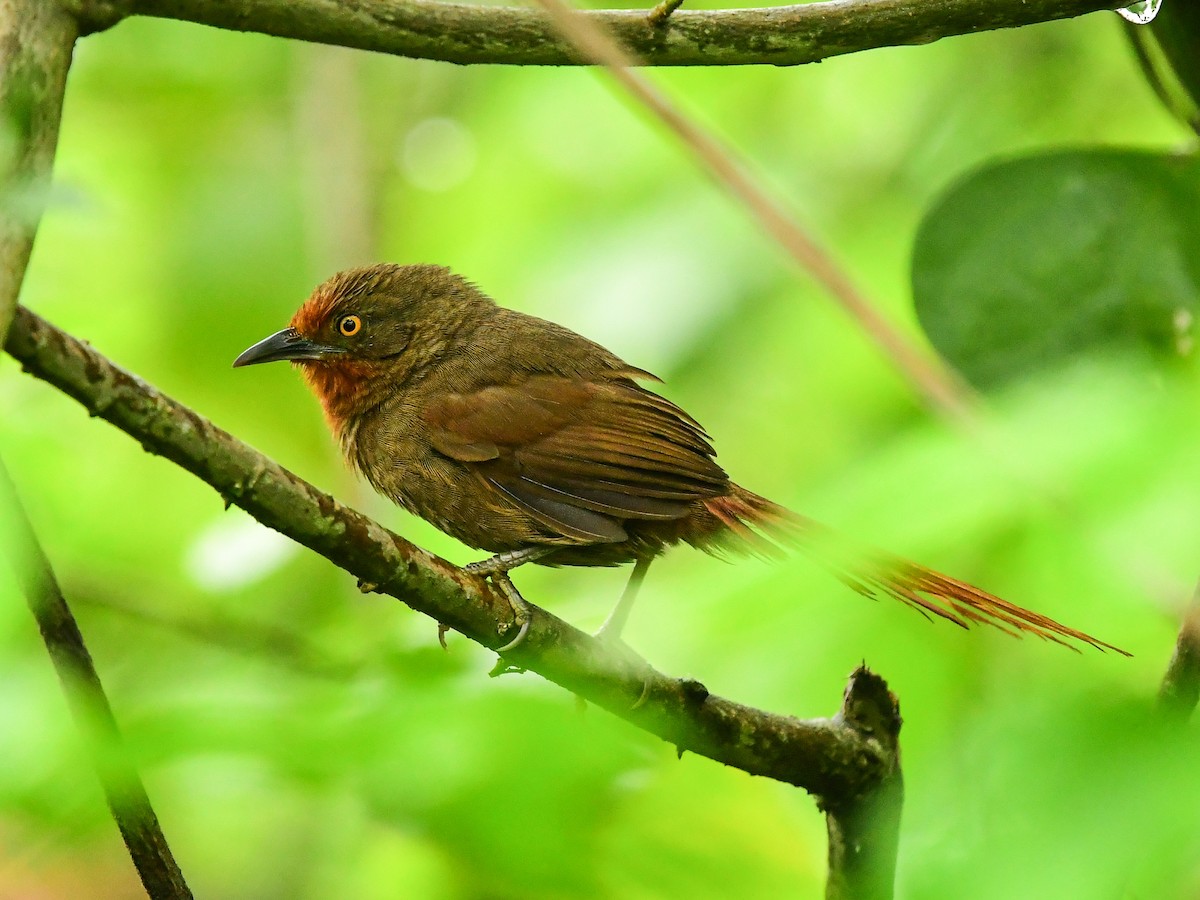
top-left (422, 374), bottom-right (728, 544)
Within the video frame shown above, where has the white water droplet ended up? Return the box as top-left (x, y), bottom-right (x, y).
top-left (1118, 0), bottom-right (1162, 25)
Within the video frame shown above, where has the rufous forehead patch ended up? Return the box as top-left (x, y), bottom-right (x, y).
top-left (290, 287), bottom-right (339, 337)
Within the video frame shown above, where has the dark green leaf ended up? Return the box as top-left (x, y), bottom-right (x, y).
top-left (913, 150), bottom-right (1200, 390)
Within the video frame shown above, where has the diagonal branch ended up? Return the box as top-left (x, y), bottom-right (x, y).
top-left (0, 461), bottom-right (193, 899)
top-left (5, 303), bottom-right (896, 803)
top-left (109, 0), bottom-right (1126, 68)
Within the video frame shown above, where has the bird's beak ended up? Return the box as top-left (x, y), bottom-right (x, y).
top-left (232, 327), bottom-right (345, 368)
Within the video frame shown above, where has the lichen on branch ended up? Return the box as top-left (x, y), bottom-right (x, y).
top-left (119, 0), bottom-right (1125, 68)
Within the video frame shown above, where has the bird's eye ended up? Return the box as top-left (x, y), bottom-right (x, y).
top-left (338, 315), bottom-right (362, 337)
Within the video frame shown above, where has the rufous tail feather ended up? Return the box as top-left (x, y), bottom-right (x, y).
top-left (700, 484), bottom-right (1128, 655)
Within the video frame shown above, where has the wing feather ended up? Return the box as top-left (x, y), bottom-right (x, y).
top-left (423, 373), bottom-right (726, 544)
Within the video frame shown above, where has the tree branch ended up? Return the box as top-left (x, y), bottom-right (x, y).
top-left (5, 303), bottom-right (899, 806)
top-left (0, 461), bottom-right (193, 899)
top-left (824, 669), bottom-right (903, 900)
top-left (111, 0), bottom-right (1126, 68)
top-left (0, 0), bottom-right (77, 342)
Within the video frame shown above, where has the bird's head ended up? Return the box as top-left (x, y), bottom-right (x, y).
top-left (234, 263), bottom-right (494, 435)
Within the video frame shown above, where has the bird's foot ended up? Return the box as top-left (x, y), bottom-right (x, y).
top-left (493, 572), bottom-right (531, 653)
top-left (463, 549), bottom-right (550, 655)
top-left (590, 622), bottom-right (652, 710)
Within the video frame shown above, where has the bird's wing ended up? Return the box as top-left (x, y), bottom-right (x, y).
top-left (422, 374), bottom-right (728, 544)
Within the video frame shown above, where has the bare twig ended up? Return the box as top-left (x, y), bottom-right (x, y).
top-left (647, 0), bottom-right (685, 27)
top-left (1158, 579), bottom-right (1200, 722)
top-left (0, 460), bottom-right (193, 899)
top-left (5, 304), bottom-right (899, 803)
top-left (114, 0), bottom-right (1126, 68)
top-left (528, 0), bottom-right (975, 419)
top-left (0, 0), bottom-right (77, 342)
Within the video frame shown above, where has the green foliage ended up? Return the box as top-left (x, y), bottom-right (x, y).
top-left (913, 149), bottom-right (1200, 389)
top-left (2, 8), bottom-right (1199, 900)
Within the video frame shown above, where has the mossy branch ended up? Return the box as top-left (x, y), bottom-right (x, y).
top-left (76, 0), bottom-right (1125, 68)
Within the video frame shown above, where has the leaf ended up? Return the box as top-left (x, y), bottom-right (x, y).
top-left (912, 150), bottom-right (1200, 390)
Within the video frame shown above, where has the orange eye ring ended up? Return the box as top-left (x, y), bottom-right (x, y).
top-left (338, 315), bottom-right (362, 337)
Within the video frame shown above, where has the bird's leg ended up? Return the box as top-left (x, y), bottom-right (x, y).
top-left (464, 547), bottom-right (552, 653)
top-left (595, 557), bottom-right (653, 643)
top-left (464, 547), bottom-right (552, 576)
top-left (595, 557), bottom-right (656, 710)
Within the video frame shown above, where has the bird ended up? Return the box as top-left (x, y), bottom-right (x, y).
top-left (233, 263), bottom-right (1125, 656)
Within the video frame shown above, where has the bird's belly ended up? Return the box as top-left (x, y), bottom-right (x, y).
top-left (366, 451), bottom-right (555, 554)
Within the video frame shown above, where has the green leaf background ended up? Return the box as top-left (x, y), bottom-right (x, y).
top-left (2, 9), bottom-right (1199, 899)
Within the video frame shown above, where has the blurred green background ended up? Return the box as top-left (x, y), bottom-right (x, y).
top-left (2, 5), bottom-right (1199, 898)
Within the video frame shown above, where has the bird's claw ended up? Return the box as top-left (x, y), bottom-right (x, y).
top-left (489, 658), bottom-right (526, 677)
top-left (495, 616), bottom-right (529, 654)
top-left (590, 624), bottom-right (651, 709)
top-left (630, 677), bottom-right (652, 711)
top-left (493, 572), bottom-right (532, 654)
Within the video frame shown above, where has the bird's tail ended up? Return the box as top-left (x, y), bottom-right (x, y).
top-left (698, 484), bottom-right (1128, 655)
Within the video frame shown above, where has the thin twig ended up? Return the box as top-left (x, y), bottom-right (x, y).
top-left (118, 0), bottom-right (1127, 67)
top-left (647, 0), bottom-right (685, 27)
top-left (528, 0), bottom-right (976, 420)
top-left (1158, 579), bottom-right (1200, 722)
top-left (1, 8), bottom-right (192, 894)
top-left (0, 460), bottom-right (193, 900)
top-left (5, 305), bottom-right (897, 802)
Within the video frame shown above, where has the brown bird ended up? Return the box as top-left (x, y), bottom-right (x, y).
top-left (234, 263), bottom-right (1124, 655)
